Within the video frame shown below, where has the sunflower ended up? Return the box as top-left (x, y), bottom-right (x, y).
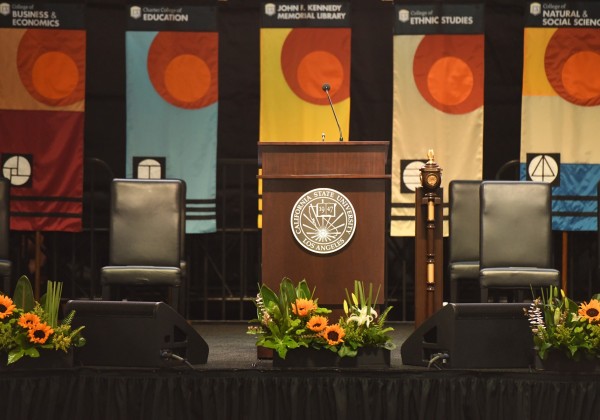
top-left (307, 315), bottom-right (328, 332)
top-left (27, 322), bottom-right (54, 344)
top-left (291, 298), bottom-right (316, 317)
top-left (18, 313), bottom-right (41, 329)
top-left (578, 299), bottom-right (600, 323)
top-left (0, 295), bottom-right (16, 319)
top-left (322, 324), bottom-right (345, 346)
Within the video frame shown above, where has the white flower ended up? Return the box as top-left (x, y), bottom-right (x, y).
top-left (348, 306), bottom-right (378, 327)
top-left (526, 301), bottom-right (544, 328)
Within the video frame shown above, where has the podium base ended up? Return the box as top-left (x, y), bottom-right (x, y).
top-left (257, 346), bottom-right (273, 360)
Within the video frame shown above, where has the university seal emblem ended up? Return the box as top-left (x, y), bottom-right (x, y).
top-left (290, 188), bottom-right (356, 255)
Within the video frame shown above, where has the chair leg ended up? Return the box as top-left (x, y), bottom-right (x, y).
top-left (480, 287), bottom-right (489, 303)
top-left (178, 284), bottom-right (186, 318)
top-left (450, 280), bottom-right (458, 303)
top-left (102, 284), bottom-right (112, 301)
top-left (169, 287), bottom-right (180, 313)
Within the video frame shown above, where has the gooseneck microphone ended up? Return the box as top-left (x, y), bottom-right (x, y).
top-left (322, 83), bottom-right (344, 142)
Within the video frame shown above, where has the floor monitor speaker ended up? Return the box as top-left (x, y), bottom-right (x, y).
top-left (65, 300), bottom-right (209, 367)
top-left (401, 303), bottom-right (533, 369)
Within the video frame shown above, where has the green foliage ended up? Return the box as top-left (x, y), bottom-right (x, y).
top-left (250, 277), bottom-right (330, 358)
top-left (44, 280), bottom-right (62, 328)
top-left (0, 276), bottom-right (85, 365)
top-left (338, 280), bottom-right (396, 356)
top-left (526, 286), bottom-right (600, 361)
top-left (12, 275), bottom-right (35, 312)
top-left (248, 277), bottom-right (395, 360)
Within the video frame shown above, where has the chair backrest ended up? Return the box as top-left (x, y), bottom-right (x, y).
top-left (449, 180), bottom-right (480, 263)
top-left (480, 181), bottom-right (553, 269)
top-left (0, 178), bottom-right (9, 260)
top-left (109, 179), bottom-right (185, 267)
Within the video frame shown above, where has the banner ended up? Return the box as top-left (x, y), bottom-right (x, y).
top-left (126, 5), bottom-right (218, 234)
top-left (259, 2), bottom-right (351, 142)
top-left (521, 1), bottom-right (600, 231)
top-left (0, 2), bottom-right (85, 232)
top-left (391, 4), bottom-right (484, 236)
top-left (257, 2), bottom-right (351, 227)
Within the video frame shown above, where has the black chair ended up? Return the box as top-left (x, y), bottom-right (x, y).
top-left (0, 178), bottom-right (11, 295)
top-left (448, 180), bottom-right (480, 302)
top-left (479, 181), bottom-right (560, 302)
top-left (101, 179), bottom-right (186, 313)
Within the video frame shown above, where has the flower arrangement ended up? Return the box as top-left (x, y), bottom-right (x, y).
top-left (248, 277), bottom-right (395, 359)
top-left (525, 286), bottom-right (600, 361)
top-left (0, 275), bottom-right (86, 365)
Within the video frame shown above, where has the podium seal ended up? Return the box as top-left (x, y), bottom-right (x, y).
top-left (290, 188), bottom-right (356, 255)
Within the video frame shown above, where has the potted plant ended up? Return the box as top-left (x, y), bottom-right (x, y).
top-left (247, 277), bottom-right (395, 367)
top-left (0, 275), bottom-right (86, 367)
top-left (525, 286), bottom-right (600, 371)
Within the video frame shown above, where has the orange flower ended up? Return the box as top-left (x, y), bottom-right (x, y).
top-left (579, 299), bottom-right (600, 323)
top-left (18, 313), bottom-right (41, 329)
top-left (322, 324), bottom-right (345, 346)
top-left (27, 322), bottom-right (54, 344)
top-left (0, 295), bottom-right (16, 319)
top-left (291, 298), bottom-right (316, 317)
top-left (307, 315), bottom-right (328, 332)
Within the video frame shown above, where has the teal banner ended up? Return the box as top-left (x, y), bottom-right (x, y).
top-left (125, 6), bottom-right (218, 234)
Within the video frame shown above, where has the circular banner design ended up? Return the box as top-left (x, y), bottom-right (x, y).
top-left (290, 188), bottom-right (356, 255)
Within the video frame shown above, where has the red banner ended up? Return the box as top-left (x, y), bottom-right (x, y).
top-left (0, 26), bottom-right (85, 232)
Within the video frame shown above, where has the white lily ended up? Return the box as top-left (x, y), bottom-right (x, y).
top-left (348, 306), bottom-right (378, 327)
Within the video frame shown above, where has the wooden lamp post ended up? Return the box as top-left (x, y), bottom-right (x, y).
top-left (414, 150), bottom-right (444, 327)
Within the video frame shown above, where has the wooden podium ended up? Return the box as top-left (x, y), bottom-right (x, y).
top-left (258, 141), bottom-right (390, 307)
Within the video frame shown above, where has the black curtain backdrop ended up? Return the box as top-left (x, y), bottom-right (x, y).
top-left (82, 0), bottom-right (528, 179)
top-left (2, 368), bottom-right (600, 420)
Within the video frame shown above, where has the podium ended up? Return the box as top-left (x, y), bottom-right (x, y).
top-left (258, 141), bottom-right (389, 306)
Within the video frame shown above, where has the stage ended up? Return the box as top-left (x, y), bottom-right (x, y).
top-left (2, 322), bottom-right (600, 420)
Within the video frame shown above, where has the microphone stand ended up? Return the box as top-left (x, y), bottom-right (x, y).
top-left (322, 83), bottom-right (344, 142)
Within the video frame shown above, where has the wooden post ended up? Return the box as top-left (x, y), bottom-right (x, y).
top-left (414, 150), bottom-right (444, 328)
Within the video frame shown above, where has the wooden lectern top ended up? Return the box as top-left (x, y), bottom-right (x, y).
top-left (258, 141), bottom-right (389, 178)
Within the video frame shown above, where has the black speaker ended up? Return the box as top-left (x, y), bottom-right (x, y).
top-left (401, 303), bottom-right (533, 369)
top-left (64, 300), bottom-right (209, 367)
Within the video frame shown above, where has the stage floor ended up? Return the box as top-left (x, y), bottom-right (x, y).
top-left (193, 321), bottom-right (415, 370)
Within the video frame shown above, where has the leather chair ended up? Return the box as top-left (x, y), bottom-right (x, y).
top-left (448, 180), bottom-right (480, 302)
top-left (0, 178), bottom-right (11, 295)
top-left (101, 179), bottom-right (186, 312)
top-left (479, 181), bottom-right (560, 302)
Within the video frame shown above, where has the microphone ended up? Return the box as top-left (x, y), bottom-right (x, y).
top-left (322, 83), bottom-right (343, 142)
